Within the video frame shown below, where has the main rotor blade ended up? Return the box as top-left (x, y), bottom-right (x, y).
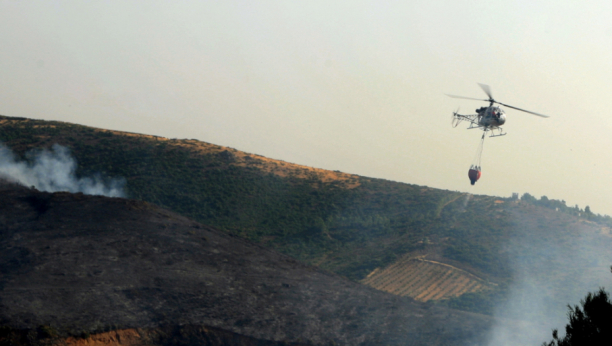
top-left (446, 94), bottom-right (488, 102)
top-left (496, 101), bottom-right (550, 118)
top-left (478, 83), bottom-right (493, 100)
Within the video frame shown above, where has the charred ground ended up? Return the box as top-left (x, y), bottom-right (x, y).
top-left (0, 180), bottom-right (493, 345)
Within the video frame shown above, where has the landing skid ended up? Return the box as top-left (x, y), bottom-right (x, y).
top-left (488, 128), bottom-right (506, 137)
top-left (467, 124), bottom-right (506, 137)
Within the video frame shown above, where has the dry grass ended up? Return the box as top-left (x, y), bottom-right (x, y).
top-left (0, 116), bottom-right (360, 189)
top-left (102, 129), bottom-right (361, 188)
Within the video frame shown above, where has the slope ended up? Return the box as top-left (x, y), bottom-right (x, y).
top-left (0, 180), bottom-right (493, 346)
top-left (1, 115), bottom-right (612, 321)
top-left (0, 115), bottom-right (467, 281)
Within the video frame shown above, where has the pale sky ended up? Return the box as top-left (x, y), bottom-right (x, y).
top-left (2, 1), bottom-right (612, 215)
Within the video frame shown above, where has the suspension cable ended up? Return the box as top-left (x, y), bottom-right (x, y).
top-left (471, 131), bottom-right (486, 170)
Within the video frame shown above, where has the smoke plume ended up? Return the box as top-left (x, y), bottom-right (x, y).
top-left (484, 209), bottom-right (612, 345)
top-left (0, 143), bottom-right (125, 197)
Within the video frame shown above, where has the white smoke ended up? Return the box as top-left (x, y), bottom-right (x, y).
top-left (461, 193), bottom-right (472, 210)
top-left (0, 143), bottom-right (125, 197)
top-left (484, 210), bottom-right (612, 346)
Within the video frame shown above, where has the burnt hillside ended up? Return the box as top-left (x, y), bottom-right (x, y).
top-left (0, 180), bottom-right (493, 345)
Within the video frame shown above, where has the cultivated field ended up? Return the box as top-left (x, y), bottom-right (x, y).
top-left (362, 256), bottom-right (493, 301)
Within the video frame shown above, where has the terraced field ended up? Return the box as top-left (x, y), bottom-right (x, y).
top-left (362, 256), bottom-right (493, 302)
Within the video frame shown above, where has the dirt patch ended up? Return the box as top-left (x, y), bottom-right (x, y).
top-left (65, 330), bottom-right (143, 346)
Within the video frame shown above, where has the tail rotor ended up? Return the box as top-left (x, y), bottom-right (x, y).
top-left (452, 108), bottom-right (461, 128)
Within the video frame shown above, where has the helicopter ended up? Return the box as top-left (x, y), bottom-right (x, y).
top-left (448, 83), bottom-right (549, 137)
top-left (447, 83), bottom-right (549, 185)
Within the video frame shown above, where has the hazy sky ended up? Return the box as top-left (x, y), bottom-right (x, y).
top-left (2, 1), bottom-right (612, 214)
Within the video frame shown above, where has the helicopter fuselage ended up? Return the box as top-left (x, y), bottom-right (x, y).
top-left (477, 106), bottom-right (506, 128)
top-left (449, 83), bottom-right (548, 140)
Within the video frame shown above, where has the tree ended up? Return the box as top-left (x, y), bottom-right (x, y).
top-left (543, 267), bottom-right (612, 346)
top-left (521, 193), bottom-right (537, 203)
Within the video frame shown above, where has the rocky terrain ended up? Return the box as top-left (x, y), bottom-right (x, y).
top-left (0, 180), bottom-right (493, 345)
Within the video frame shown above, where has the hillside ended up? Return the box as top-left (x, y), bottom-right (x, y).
top-left (0, 180), bottom-right (493, 346)
top-left (0, 115), bottom-right (470, 281)
top-left (1, 114), bottom-right (612, 323)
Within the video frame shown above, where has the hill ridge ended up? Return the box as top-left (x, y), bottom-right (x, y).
top-left (0, 115), bottom-right (360, 188)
